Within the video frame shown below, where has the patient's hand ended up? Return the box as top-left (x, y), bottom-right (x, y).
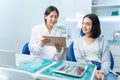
top-left (95, 70), bottom-right (105, 80)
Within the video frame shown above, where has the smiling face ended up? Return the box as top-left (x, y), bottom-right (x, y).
top-left (82, 17), bottom-right (92, 36)
top-left (44, 11), bottom-right (58, 28)
top-left (81, 14), bottom-right (101, 39)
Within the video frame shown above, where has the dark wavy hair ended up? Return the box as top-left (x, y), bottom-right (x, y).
top-left (82, 14), bottom-right (101, 39)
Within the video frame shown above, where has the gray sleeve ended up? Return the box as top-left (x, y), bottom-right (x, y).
top-left (100, 39), bottom-right (111, 76)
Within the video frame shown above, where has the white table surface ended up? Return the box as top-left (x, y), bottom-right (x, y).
top-left (16, 54), bottom-right (36, 66)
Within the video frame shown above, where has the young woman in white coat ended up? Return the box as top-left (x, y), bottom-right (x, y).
top-left (29, 6), bottom-right (63, 61)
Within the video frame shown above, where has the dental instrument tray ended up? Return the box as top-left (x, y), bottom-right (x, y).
top-left (53, 61), bottom-right (88, 77)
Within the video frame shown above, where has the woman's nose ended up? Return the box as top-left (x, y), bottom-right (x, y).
top-left (82, 24), bottom-right (86, 28)
top-left (52, 17), bottom-right (56, 20)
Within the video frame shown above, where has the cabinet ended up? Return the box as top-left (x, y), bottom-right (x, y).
top-left (91, 0), bottom-right (120, 43)
top-left (92, 0), bottom-right (120, 16)
top-left (110, 44), bottom-right (120, 79)
top-left (110, 44), bottom-right (120, 72)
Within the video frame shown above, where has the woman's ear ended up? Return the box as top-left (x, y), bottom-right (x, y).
top-left (44, 15), bottom-right (47, 19)
top-left (44, 15), bottom-right (47, 22)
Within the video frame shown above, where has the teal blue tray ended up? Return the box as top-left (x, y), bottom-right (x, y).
top-left (40, 61), bottom-right (96, 80)
top-left (15, 58), bottom-right (52, 73)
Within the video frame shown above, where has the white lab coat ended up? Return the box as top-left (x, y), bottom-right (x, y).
top-left (29, 24), bottom-right (63, 61)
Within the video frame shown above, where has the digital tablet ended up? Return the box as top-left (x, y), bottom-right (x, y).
top-left (42, 36), bottom-right (66, 48)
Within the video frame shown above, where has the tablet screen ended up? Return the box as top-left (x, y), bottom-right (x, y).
top-left (42, 36), bottom-right (66, 48)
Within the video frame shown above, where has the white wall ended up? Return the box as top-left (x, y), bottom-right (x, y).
top-left (0, 0), bottom-right (91, 52)
top-left (0, 0), bottom-right (46, 52)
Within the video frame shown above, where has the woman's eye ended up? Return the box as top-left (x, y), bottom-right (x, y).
top-left (86, 23), bottom-right (91, 26)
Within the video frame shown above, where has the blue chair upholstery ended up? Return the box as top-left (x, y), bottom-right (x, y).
top-left (22, 42), bottom-right (30, 55)
top-left (66, 42), bottom-right (76, 62)
top-left (110, 51), bottom-right (114, 70)
top-left (80, 29), bottom-right (85, 36)
top-left (66, 29), bottom-right (83, 61)
top-left (66, 42), bottom-right (114, 70)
